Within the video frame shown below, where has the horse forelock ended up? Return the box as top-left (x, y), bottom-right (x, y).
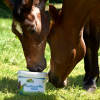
top-left (13, 0), bottom-right (25, 22)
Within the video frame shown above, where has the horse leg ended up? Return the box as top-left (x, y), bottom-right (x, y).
top-left (83, 26), bottom-right (91, 84)
top-left (83, 26), bottom-right (99, 93)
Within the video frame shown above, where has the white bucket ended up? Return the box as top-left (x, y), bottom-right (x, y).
top-left (17, 70), bottom-right (48, 95)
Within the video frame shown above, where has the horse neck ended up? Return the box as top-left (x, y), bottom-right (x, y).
top-left (59, 0), bottom-right (99, 31)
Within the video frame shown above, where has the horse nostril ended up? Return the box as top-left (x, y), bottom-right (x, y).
top-left (33, 67), bottom-right (43, 72)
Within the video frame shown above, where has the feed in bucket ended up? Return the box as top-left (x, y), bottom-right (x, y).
top-left (17, 70), bottom-right (48, 95)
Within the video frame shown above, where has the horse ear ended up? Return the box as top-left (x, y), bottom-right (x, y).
top-left (3, 0), bottom-right (14, 11)
top-left (49, 4), bottom-right (59, 23)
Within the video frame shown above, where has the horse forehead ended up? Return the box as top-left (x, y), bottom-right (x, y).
top-left (33, 0), bottom-right (40, 4)
top-left (32, 7), bottom-right (40, 15)
top-left (31, 2), bottom-right (45, 15)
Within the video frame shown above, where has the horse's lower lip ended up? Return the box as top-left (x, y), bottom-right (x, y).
top-left (48, 75), bottom-right (67, 88)
top-left (52, 79), bottom-right (67, 88)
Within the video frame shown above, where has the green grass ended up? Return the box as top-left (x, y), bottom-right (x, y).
top-left (0, 4), bottom-right (100, 100)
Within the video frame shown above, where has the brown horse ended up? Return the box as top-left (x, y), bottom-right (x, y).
top-left (83, 2), bottom-right (100, 92)
top-left (47, 0), bottom-right (100, 92)
top-left (4, 0), bottom-right (50, 72)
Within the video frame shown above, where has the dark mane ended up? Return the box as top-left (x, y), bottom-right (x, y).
top-left (13, 0), bottom-right (25, 22)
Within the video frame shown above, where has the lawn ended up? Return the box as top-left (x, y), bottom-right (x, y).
top-left (0, 3), bottom-right (100, 100)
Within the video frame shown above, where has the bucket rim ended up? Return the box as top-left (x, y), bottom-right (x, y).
top-left (17, 70), bottom-right (48, 78)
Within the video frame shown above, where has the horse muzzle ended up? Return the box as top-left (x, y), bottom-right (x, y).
top-left (27, 58), bottom-right (47, 72)
top-left (48, 73), bottom-right (67, 88)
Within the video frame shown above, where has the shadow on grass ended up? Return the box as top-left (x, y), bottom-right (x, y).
top-left (0, 73), bottom-right (100, 99)
top-left (0, 77), bottom-right (56, 100)
top-left (0, 77), bottom-right (18, 93)
top-left (64, 74), bottom-right (100, 90)
top-left (63, 74), bottom-right (84, 91)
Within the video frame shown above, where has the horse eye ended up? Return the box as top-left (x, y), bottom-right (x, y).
top-left (31, 29), bottom-right (35, 34)
top-left (30, 27), bottom-right (36, 34)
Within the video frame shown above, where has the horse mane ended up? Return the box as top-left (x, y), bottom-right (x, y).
top-left (13, 0), bottom-right (25, 22)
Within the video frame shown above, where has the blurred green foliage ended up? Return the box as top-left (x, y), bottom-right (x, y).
top-left (0, 0), bottom-right (4, 5)
top-left (49, 0), bottom-right (63, 3)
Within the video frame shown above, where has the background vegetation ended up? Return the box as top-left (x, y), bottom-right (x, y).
top-left (0, 2), bottom-right (100, 100)
top-left (0, 0), bottom-right (63, 5)
top-left (0, 0), bottom-right (4, 5)
top-left (49, 0), bottom-right (63, 3)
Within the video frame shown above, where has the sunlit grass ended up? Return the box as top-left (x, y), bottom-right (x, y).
top-left (0, 4), bottom-right (100, 100)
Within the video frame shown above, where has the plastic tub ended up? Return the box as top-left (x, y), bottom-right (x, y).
top-left (17, 70), bottom-right (48, 95)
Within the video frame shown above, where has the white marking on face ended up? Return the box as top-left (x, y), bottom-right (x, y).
top-left (32, 7), bottom-right (41, 33)
top-left (32, 40), bottom-right (45, 48)
top-left (14, 21), bottom-right (23, 35)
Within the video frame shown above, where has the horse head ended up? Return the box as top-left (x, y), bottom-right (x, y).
top-left (4, 0), bottom-right (50, 72)
top-left (47, 4), bottom-right (86, 88)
